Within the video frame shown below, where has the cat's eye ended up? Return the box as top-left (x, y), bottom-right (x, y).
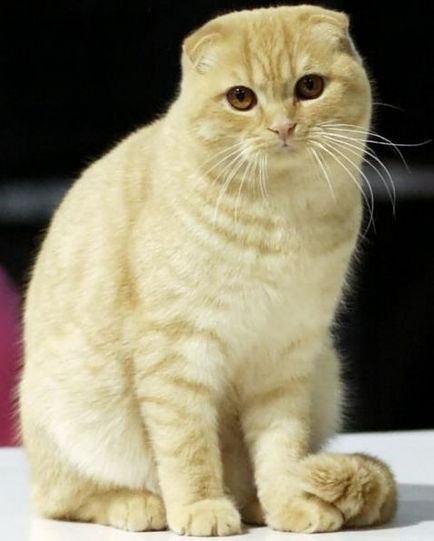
top-left (226, 86), bottom-right (257, 111)
top-left (295, 74), bottom-right (325, 100)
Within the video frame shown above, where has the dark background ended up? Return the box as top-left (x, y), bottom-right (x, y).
top-left (0, 1), bottom-right (433, 431)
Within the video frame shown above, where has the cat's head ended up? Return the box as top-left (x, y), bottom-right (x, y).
top-left (177, 5), bottom-right (371, 178)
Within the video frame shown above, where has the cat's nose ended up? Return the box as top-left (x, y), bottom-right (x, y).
top-left (268, 120), bottom-right (297, 144)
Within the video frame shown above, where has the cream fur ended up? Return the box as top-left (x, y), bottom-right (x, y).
top-left (19, 5), bottom-right (396, 536)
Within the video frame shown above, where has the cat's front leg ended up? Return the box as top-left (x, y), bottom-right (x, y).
top-left (135, 335), bottom-right (241, 537)
top-left (240, 346), bottom-right (343, 533)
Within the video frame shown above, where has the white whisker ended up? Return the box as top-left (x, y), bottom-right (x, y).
top-left (258, 154), bottom-right (268, 204)
top-left (319, 132), bottom-right (396, 213)
top-left (372, 101), bottom-right (405, 112)
top-left (319, 138), bottom-right (376, 235)
top-left (261, 154), bottom-right (270, 202)
top-left (213, 154), bottom-right (248, 227)
top-left (318, 122), bottom-right (429, 172)
top-left (264, 154), bottom-right (269, 197)
top-left (200, 142), bottom-right (250, 179)
top-left (309, 147), bottom-right (336, 202)
top-left (310, 139), bottom-right (375, 236)
top-left (234, 155), bottom-right (255, 222)
top-left (207, 151), bottom-right (246, 196)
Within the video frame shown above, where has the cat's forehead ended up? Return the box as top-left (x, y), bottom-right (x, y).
top-left (217, 7), bottom-right (348, 86)
top-left (222, 41), bottom-right (321, 99)
top-left (231, 29), bottom-right (318, 86)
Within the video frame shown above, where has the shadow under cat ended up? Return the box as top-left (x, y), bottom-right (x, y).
top-left (29, 483), bottom-right (434, 541)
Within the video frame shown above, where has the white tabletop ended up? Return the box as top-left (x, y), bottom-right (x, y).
top-left (1, 431), bottom-right (433, 541)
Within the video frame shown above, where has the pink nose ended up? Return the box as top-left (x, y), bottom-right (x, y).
top-left (268, 120), bottom-right (296, 143)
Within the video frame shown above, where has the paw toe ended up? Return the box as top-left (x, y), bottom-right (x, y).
top-left (267, 494), bottom-right (343, 533)
top-left (106, 492), bottom-right (166, 532)
top-left (169, 498), bottom-right (242, 536)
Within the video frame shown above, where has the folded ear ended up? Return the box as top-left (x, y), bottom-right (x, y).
top-left (310, 10), bottom-right (360, 59)
top-left (325, 10), bottom-right (349, 31)
top-left (182, 21), bottom-right (223, 74)
top-left (310, 9), bottom-right (349, 35)
top-left (308, 6), bottom-right (349, 30)
top-left (328, 12), bottom-right (361, 60)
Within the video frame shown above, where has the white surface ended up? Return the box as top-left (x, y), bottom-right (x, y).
top-left (1, 431), bottom-right (433, 540)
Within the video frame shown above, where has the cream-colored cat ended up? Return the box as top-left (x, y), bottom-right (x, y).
top-left (19, 4), bottom-right (396, 536)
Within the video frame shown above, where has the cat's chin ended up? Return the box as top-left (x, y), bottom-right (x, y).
top-left (266, 145), bottom-right (311, 176)
top-left (268, 139), bottom-right (303, 155)
top-left (267, 142), bottom-right (305, 165)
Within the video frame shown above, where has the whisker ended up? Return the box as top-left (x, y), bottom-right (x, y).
top-left (318, 122), bottom-right (432, 172)
top-left (310, 139), bottom-right (375, 236)
top-left (319, 122), bottom-right (408, 162)
top-left (309, 147), bottom-right (336, 202)
top-left (265, 154), bottom-right (269, 199)
top-left (208, 150), bottom-right (246, 194)
top-left (200, 140), bottom-right (247, 167)
top-left (372, 101), bottom-right (405, 112)
top-left (258, 158), bottom-right (266, 202)
top-left (319, 123), bottom-right (431, 148)
top-left (200, 141), bottom-right (251, 179)
top-left (210, 141), bottom-right (265, 189)
top-left (357, 140), bottom-right (431, 148)
top-left (261, 154), bottom-right (270, 202)
top-left (319, 132), bottom-right (396, 213)
top-left (213, 154), bottom-right (248, 227)
top-left (234, 155), bottom-right (255, 222)
top-left (256, 154), bottom-right (264, 205)
top-left (319, 138), bottom-right (377, 235)
top-left (258, 155), bottom-right (264, 203)
top-left (199, 136), bottom-right (265, 180)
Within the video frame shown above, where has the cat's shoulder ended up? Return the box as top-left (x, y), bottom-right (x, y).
top-left (51, 119), bottom-right (164, 230)
top-left (83, 118), bottom-right (163, 180)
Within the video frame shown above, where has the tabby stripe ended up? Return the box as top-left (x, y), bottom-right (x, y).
top-left (242, 379), bottom-right (307, 413)
top-left (146, 320), bottom-right (228, 357)
top-left (135, 353), bottom-right (181, 382)
top-left (165, 375), bottom-right (212, 396)
top-left (138, 394), bottom-right (198, 423)
top-left (279, 329), bottom-right (325, 359)
top-left (195, 186), bottom-right (277, 231)
top-left (155, 429), bottom-right (213, 458)
top-left (182, 201), bottom-right (285, 256)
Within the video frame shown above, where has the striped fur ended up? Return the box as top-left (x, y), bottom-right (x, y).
top-left (19, 5), bottom-right (396, 536)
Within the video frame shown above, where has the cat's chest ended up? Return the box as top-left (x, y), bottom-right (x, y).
top-left (138, 197), bottom-right (357, 351)
top-left (175, 202), bottom-right (353, 310)
top-left (211, 231), bottom-right (347, 353)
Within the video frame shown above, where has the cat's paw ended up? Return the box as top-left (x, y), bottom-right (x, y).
top-left (105, 491), bottom-right (167, 531)
top-left (168, 498), bottom-right (242, 536)
top-left (298, 453), bottom-right (397, 527)
top-left (267, 493), bottom-right (343, 533)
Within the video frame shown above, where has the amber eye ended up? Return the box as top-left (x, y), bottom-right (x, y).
top-left (295, 74), bottom-right (325, 100)
top-left (226, 86), bottom-right (257, 111)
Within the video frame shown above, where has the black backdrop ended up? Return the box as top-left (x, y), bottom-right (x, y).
top-left (1, 1), bottom-right (433, 431)
top-left (1, 0), bottom-right (433, 179)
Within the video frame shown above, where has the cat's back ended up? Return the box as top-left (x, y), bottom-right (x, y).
top-left (25, 120), bottom-right (161, 340)
top-left (46, 119), bottom-right (160, 249)
top-left (20, 123), bottom-right (164, 489)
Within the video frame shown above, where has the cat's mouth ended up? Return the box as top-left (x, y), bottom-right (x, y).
top-left (272, 140), bottom-right (297, 154)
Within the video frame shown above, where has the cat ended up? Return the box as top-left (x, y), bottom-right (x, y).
top-left (19, 4), bottom-right (397, 536)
